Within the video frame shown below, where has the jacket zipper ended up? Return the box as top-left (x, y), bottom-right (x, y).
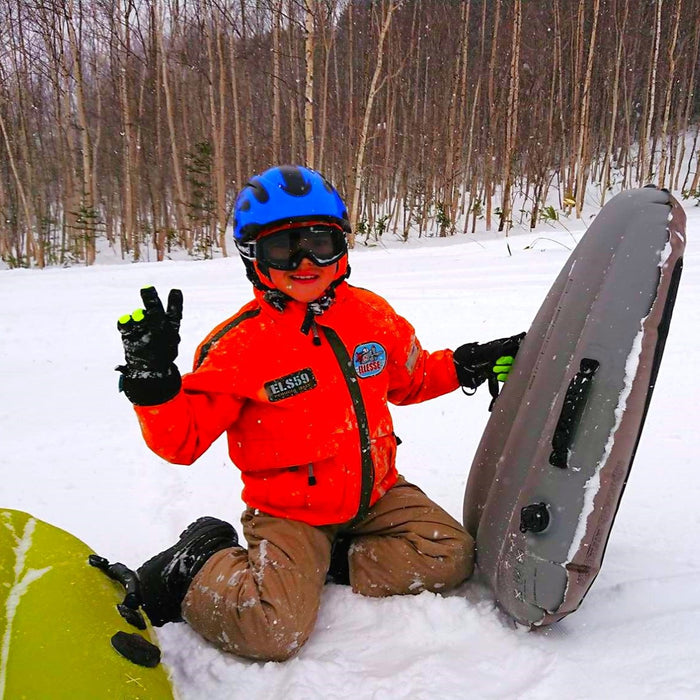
top-left (320, 326), bottom-right (375, 526)
top-left (301, 306), bottom-right (322, 345)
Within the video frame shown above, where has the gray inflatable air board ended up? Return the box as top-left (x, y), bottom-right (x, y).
top-left (463, 186), bottom-right (686, 626)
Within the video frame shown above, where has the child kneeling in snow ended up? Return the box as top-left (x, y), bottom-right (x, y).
top-left (111, 165), bottom-right (523, 661)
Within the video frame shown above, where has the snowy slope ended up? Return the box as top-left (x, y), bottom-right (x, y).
top-left (1, 201), bottom-right (699, 699)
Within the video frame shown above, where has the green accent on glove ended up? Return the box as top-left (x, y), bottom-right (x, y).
top-left (118, 308), bottom-right (145, 325)
top-left (493, 355), bottom-right (514, 382)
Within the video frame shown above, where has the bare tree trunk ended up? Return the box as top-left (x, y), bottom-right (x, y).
top-left (240, 0), bottom-right (254, 174)
top-left (345, 0), bottom-right (355, 191)
top-left (115, 1), bottom-right (137, 259)
top-left (0, 101), bottom-right (39, 265)
top-left (500, 0), bottom-right (522, 234)
top-left (679, 13), bottom-right (700, 190)
top-left (552, 2), bottom-right (568, 207)
top-left (303, 0), bottom-right (315, 167)
top-left (574, 0), bottom-right (600, 217)
top-left (317, 1), bottom-right (338, 174)
top-left (151, 3), bottom-right (170, 260)
top-left (156, 0), bottom-right (190, 251)
top-left (455, 0), bottom-right (472, 224)
top-left (445, 0), bottom-right (471, 230)
top-left (206, 7), bottom-right (228, 254)
top-left (657, 0), bottom-right (681, 189)
top-left (90, 44), bottom-right (102, 244)
top-left (348, 0), bottom-right (398, 245)
top-left (4, 0), bottom-right (43, 265)
top-left (690, 121), bottom-right (700, 193)
top-left (271, 0), bottom-right (282, 164)
top-left (601, 0), bottom-right (628, 205)
top-left (640, 0), bottom-right (663, 184)
top-left (564, 1), bottom-right (586, 212)
top-left (228, 23), bottom-right (244, 188)
top-left (287, 0), bottom-right (299, 163)
top-left (64, 0), bottom-right (97, 264)
top-left (463, 0), bottom-right (487, 233)
top-left (484, 0), bottom-right (501, 231)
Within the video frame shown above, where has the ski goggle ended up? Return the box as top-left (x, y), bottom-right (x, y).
top-left (255, 224), bottom-right (347, 271)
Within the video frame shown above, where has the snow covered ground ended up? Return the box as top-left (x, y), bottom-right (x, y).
top-left (1, 197), bottom-right (699, 699)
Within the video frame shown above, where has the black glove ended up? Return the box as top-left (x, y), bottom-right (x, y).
top-left (116, 286), bottom-right (183, 406)
top-left (453, 332), bottom-right (526, 393)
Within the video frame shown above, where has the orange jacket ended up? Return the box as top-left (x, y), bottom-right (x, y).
top-left (134, 282), bottom-right (459, 526)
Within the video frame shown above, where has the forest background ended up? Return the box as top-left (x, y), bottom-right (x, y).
top-left (1, 0), bottom-right (699, 269)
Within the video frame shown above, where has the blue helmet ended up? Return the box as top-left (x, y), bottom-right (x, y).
top-left (233, 165), bottom-right (351, 246)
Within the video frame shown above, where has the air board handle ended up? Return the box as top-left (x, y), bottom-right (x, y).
top-left (549, 358), bottom-right (600, 468)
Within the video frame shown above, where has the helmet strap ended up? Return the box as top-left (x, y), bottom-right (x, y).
top-left (241, 256), bottom-right (275, 292)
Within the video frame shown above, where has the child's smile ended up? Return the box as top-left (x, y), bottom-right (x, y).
top-left (268, 259), bottom-right (336, 303)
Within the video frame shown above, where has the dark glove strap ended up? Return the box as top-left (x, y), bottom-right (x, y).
top-left (457, 365), bottom-right (485, 391)
top-left (453, 343), bottom-right (488, 390)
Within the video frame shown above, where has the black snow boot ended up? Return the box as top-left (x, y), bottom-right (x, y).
top-left (325, 535), bottom-right (352, 586)
top-left (136, 516), bottom-right (239, 627)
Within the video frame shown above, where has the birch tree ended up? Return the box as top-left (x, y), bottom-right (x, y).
top-left (348, 0), bottom-right (398, 245)
top-left (303, 0), bottom-right (315, 168)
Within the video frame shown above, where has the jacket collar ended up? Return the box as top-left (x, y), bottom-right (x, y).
top-left (252, 281), bottom-right (349, 327)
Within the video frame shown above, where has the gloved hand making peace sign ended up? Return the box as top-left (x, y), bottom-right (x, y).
top-left (116, 286), bottom-right (183, 406)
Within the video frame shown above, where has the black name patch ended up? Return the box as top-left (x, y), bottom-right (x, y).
top-left (264, 368), bottom-right (317, 402)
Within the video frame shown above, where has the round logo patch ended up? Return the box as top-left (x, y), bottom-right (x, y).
top-left (353, 342), bottom-right (387, 378)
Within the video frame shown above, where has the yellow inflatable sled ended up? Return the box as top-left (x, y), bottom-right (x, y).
top-left (0, 509), bottom-right (175, 699)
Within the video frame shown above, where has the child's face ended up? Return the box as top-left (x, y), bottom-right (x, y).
top-left (267, 257), bottom-right (337, 303)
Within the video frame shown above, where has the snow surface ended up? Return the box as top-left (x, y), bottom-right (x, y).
top-left (1, 202), bottom-right (699, 699)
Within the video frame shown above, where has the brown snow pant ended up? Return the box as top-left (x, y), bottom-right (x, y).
top-left (182, 477), bottom-right (473, 662)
